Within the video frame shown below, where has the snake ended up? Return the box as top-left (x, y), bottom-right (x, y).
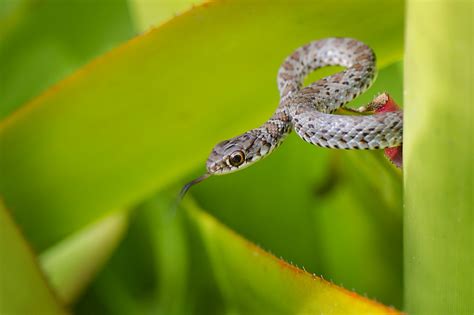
top-left (180, 37), bottom-right (403, 196)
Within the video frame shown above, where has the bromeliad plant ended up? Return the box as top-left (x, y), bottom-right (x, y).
top-left (0, 0), bottom-right (472, 314)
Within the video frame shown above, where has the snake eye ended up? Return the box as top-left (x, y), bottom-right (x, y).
top-left (229, 151), bottom-right (245, 167)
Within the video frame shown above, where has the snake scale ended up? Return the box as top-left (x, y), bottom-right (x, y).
top-left (180, 37), bottom-right (403, 194)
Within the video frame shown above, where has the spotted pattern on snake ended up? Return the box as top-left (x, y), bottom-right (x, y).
top-left (206, 37), bottom-right (403, 175)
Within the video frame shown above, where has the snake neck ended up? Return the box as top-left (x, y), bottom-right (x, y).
top-left (259, 108), bottom-right (292, 147)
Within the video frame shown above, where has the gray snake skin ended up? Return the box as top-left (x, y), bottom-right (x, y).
top-left (180, 38), bottom-right (403, 195)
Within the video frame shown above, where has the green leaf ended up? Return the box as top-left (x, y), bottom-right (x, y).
top-left (39, 211), bottom-right (129, 305)
top-left (404, 0), bottom-right (474, 313)
top-left (0, 199), bottom-right (65, 315)
top-left (0, 0), bottom-right (404, 252)
top-left (185, 198), bottom-right (402, 314)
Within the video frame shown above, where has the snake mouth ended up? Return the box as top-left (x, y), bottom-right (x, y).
top-left (206, 161), bottom-right (232, 175)
top-left (206, 159), bottom-right (223, 174)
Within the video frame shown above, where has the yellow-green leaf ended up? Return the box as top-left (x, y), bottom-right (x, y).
top-left (40, 211), bottom-right (129, 305)
top-left (0, 200), bottom-right (65, 315)
top-left (404, 0), bottom-right (474, 313)
top-left (185, 198), bottom-right (402, 314)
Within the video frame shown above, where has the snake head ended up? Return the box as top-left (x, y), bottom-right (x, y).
top-left (206, 129), bottom-right (273, 175)
top-left (179, 130), bottom-right (269, 200)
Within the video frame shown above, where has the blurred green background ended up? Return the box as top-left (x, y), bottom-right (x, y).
top-left (0, 1), bottom-right (406, 314)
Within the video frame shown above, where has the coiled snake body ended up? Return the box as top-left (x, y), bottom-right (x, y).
top-left (181, 38), bottom-right (403, 194)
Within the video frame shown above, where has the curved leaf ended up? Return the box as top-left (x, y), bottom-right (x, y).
top-left (185, 198), bottom-right (402, 314)
top-left (0, 200), bottom-right (65, 315)
top-left (40, 211), bottom-right (129, 305)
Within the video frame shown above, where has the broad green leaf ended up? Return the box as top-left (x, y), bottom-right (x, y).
top-left (0, 0), bottom-right (404, 253)
top-left (404, 0), bottom-right (474, 313)
top-left (0, 0), bottom-right (134, 119)
top-left (40, 211), bottom-right (129, 305)
top-left (0, 200), bottom-right (65, 315)
top-left (186, 198), bottom-right (402, 314)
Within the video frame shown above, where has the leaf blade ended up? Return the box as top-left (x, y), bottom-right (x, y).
top-left (0, 200), bottom-right (66, 315)
top-left (404, 1), bottom-right (474, 313)
top-left (40, 211), bottom-right (129, 305)
top-left (186, 199), bottom-right (402, 314)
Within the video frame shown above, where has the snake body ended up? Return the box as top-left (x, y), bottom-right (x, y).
top-left (205, 38), bottom-right (403, 175)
